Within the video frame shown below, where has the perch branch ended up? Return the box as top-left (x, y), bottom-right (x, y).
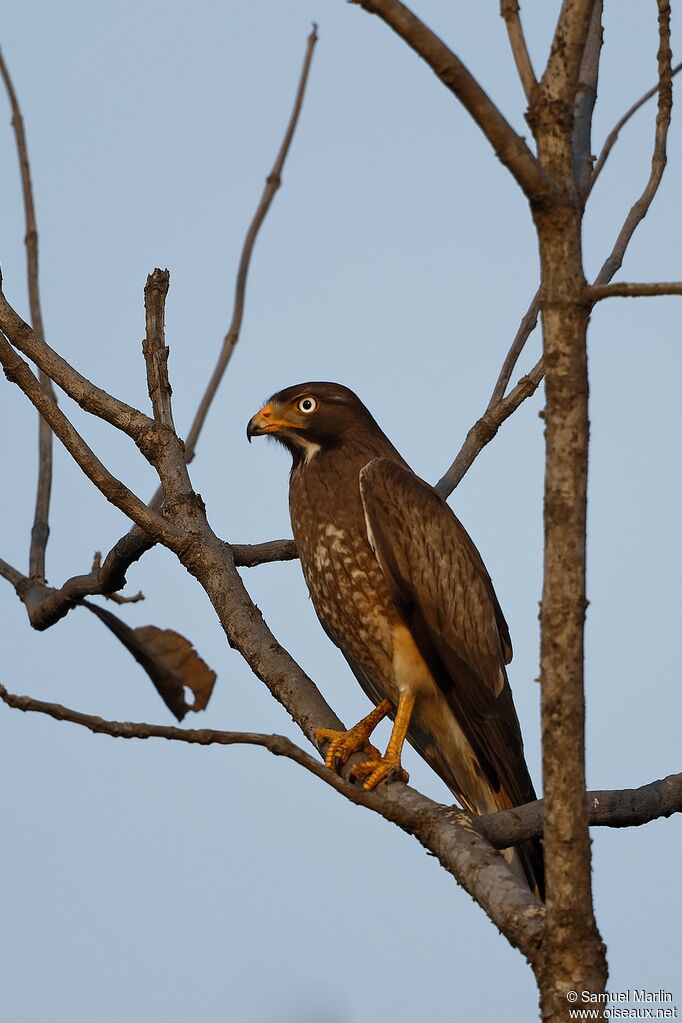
top-left (3, 681), bottom-right (678, 940)
top-left (0, 680), bottom-right (545, 959)
top-left (4, 683), bottom-right (678, 841)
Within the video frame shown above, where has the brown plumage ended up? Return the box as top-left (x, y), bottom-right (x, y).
top-left (247, 381), bottom-right (544, 898)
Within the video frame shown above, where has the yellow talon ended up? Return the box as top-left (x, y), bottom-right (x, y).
top-left (314, 727), bottom-right (380, 770)
top-left (314, 699), bottom-right (392, 771)
top-left (351, 755), bottom-right (409, 790)
top-left (351, 691), bottom-right (415, 790)
top-left (316, 692), bottom-right (416, 791)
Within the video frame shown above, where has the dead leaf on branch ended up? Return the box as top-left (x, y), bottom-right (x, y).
top-left (82, 601), bottom-right (217, 721)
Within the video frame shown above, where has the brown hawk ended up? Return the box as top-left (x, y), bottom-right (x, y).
top-left (247, 381), bottom-right (544, 897)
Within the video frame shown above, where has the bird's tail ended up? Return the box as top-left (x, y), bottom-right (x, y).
top-left (485, 784), bottom-right (545, 901)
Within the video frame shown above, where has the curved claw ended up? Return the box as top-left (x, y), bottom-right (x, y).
top-left (351, 755), bottom-right (409, 790)
top-left (314, 700), bottom-right (392, 773)
top-left (315, 727), bottom-right (382, 771)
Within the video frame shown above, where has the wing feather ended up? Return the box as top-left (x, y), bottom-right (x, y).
top-left (359, 457), bottom-right (537, 810)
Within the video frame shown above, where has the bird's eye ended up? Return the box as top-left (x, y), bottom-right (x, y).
top-left (297, 396), bottom-right (318, 414)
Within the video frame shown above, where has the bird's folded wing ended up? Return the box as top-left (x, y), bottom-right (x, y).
top-left (359, 458), bottom-right (510, 697)
top-left (359, 457), bottom-right (534, 804)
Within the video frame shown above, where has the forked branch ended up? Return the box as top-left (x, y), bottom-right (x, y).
top-left (351, 0), bottom-right (558, 204)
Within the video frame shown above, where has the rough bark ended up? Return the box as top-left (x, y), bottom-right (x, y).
top-left (532, 201), bottom-right (607, 1018)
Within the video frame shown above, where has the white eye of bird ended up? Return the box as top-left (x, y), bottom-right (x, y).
top-left (297, 396), bottom-right (318, 414)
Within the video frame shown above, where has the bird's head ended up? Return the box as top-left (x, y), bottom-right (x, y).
top-left (247, 381), bottom-right (382, 463)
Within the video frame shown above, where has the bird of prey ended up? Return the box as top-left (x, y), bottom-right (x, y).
top-left (247, 381), bottom-right (544, 897)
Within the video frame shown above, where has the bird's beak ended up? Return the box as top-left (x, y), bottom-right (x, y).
top-left (247, 404), bottom-right (299, 442)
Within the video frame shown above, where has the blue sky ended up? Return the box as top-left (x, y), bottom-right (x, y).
top-left (1, 3), bottom-right (680, 1020)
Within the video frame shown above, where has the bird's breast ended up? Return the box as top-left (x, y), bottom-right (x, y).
top-left (289, 468), bottom-right (397, 689)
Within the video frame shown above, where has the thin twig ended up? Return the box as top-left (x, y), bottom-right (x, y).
top-left (0, 285), bottom-right (153, 445)
top-left (438, 1), bottom-right (676, 497)
top-left (486, 289), bottom-right (540, 410)
top-left (6, 527), bottom-right (155, 631)
top-left (435, 357), bottom-right (543, 498)
top-left (0, 557), bottom-right (25, 588)
top-left (183, 25), bottom-right (319, 465)
top-left (0, 333), bottom-right (182, 547)
top-left (593, 0), bottom-right (673, 287)
top-left (499, 0), bottom-right (537, 102)
top-left (588, 61), bottom-right (682, 198)
top-left (142, 269), bottom-right (175, 431)
top-left (0, 49), bottom-right (56, 582)
top-left (588, 281), bottom-right (682, 300)
top-left (103, 589), bottom-right (145, 605)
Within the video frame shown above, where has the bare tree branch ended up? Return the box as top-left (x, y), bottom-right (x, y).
top-left (102, 588), bottom-right (145, 605)
top-left (88, 551), bottom-right (144, 604)
top-left (539, 0), bottom-right (598, 114)
top-left (4, 26), bottom-right (321, 623)
top-left (232, 539), bottom-right (298, 567)
top-left (0, 49), bottom-right (56, 583)
top-left (486, 289), bottom-right (540, 410)
top-left (142, 269), bottom-right (175, 432)
top-left (0, 333), bottom-right (182, 547)
top-left (183, 24), bottom-right (319, 465)
top-left (477, 773), bottom-right (682, 846)
top-left (351, 0), bottom-right (559, 204)
top-left (499, 1), bottom-right (537, 103)
top-left (3, 679), bottom-right (678, 856)
top-left (0, 680), bottom-right (545, 958)
top-left (0, 557), bottom-right (24, 589)
top-left (0, 27), bottom-right (320, 631)
top-left (588, 61), bottom-right (682, 197)
top-left (0, 529), bottom-right (154, 630)
top-left (588, 281), bottom-right (682, 300)
top-left (435, 356), bottom-right (543, 498)
top-left (593, 0), bottom-right (673, 287)
top-left (0, 285), bottom-right (153, 445)
top-left (572, 0), bottom-right (602, 198)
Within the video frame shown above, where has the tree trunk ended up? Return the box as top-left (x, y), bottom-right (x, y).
top-left (533, 199), bottom-right (608, 1020)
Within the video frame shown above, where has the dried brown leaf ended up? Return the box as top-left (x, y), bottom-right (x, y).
top-left (83, 602), bottom-right (217, 721)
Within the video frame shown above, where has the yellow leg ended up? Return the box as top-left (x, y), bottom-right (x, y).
top-left (351, 693), bottom-right (415, 790)
top-left (315, 699), bottom-right (392, 772)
